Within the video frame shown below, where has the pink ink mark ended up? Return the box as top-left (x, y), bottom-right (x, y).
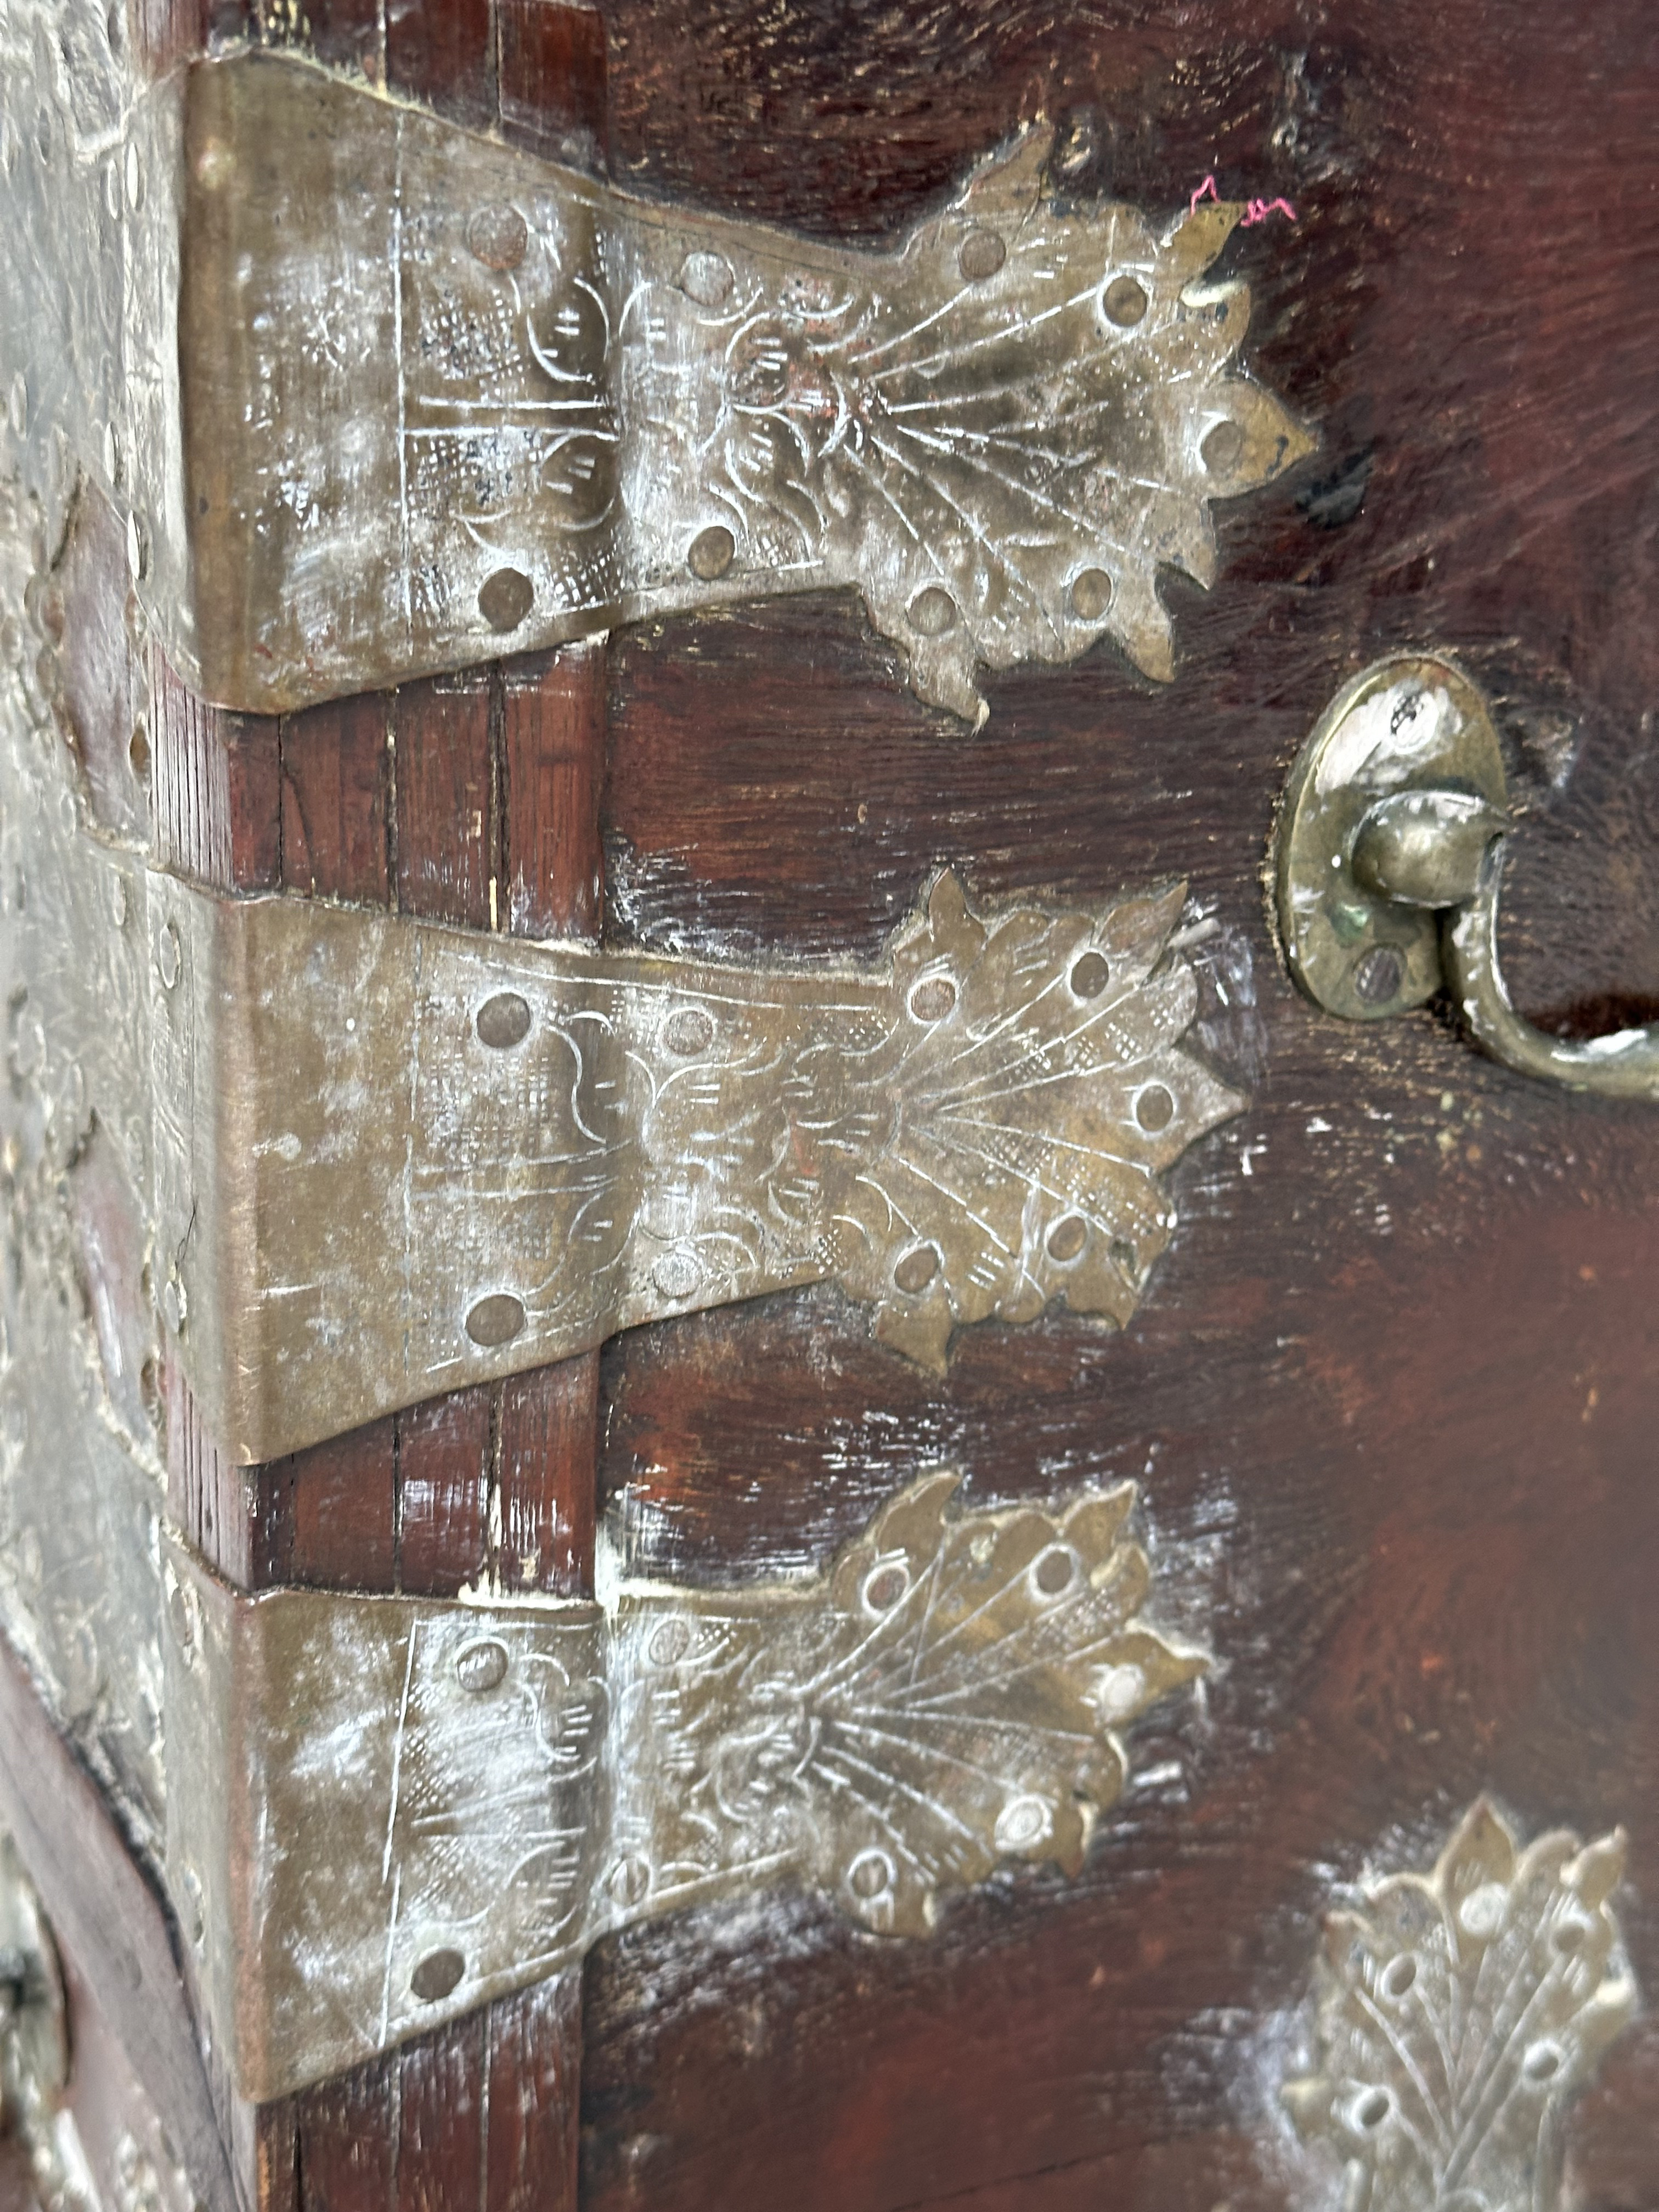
top-left (1188, 173), bottom-right (1298, 226)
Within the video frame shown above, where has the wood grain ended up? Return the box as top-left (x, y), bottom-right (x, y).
top-left (387, 0), bottom-right (496, 127)
top-left (281, 693), bottom-right (392, 905)
top-left (393, 675), bottom-right (497, 932)
top-left (61, 0), bottom-right (1659, 2203)
top-left (572, 1), bottom-right (1659, 2205)
top-left (150, 645), bottom-right (281, 891)
top-left (499, 2), bottom-right (609, 166)
top-left (397, 1387), bottom-right (494, 1600)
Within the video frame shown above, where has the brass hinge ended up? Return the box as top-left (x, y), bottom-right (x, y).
top-left (163, 1468), bottom-right (1205, 2100)
top-left (2, 7), bottom-right (1312, 724)
top-left (3, 630), bottom-right (1243, 1465)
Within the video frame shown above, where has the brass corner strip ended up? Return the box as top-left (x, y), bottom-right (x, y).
top-left (2, 4), bottom-right (1313, 721)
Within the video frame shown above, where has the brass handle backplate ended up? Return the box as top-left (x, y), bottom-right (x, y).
top-left (1276, 652), bottom-right (1658, 1099)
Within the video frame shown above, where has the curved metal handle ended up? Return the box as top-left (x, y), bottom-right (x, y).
top-left (1276, 651), bottom-right (1659, 1098)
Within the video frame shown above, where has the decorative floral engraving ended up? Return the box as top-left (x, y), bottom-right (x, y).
top-left (1283, 1801), bottom-right (1638, 2212)
top-left (828, 868), bottom-right (1242, 1369)
top-left (614, 1469), bottom-right (1203, 1937)
top-left (637, 123), bottom-right (1317, 721)
top-left (163, 1464), bottom-right (1207, 2094)
top-left (1, 19), bottom-right (1314, 716)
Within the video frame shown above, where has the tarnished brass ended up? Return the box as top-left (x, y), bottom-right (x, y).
top-left (1, 4), bottom-right (1312, 722)
top-left (1276, 652), bottom-right (1659, 1097)
top-left (165, 1468), bottom-right (1202, 2100)
top-left (0, 478), bottom-right (1222, 2098)
top-left (1282, 1800), bottom-right (1637, 2212)
top-left (2, 631), bottom-right (1242, 1462)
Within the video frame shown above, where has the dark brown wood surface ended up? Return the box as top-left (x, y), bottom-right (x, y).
top-left (35, 1), bottom-right (1659, 2208)
top-left (573, 2), bottom-right (1659, 2207)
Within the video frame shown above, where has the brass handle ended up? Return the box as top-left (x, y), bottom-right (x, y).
top-left (1276, 652), bottom-right (1659, 1098)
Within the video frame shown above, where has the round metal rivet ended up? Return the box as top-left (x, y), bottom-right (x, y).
top-left (609, 1856), bottom-right (652, 1908)
top-left (128, 725), bottom-right (150, 782)
top-left (410, 1948), bottom-right (466, 2004)
top-left (1355, 2088), bottom-right (1390, 2130)
top-left (1381, 1953), bottom-right (1418, 2000)
top-left (864, 1565), bottom-right (907, 1612)
top-left (994, 1795), bottom-right (1051, 1850)
top-left (1135, 1084), bottom-right (1175, 1133)
top-left (1103, 274), bottom-right (1148, 327)
top-left (687, 525), bottom-right (735, 580)
top-left (478, 567), bottom-right (534, 634)
top-left (1046, 1216), bottom-right (1087, 1263)
top-left (652, 1249), bottom-right (702, 1302)
top-left (663, 1006), bottom-right (714, 1056)
top-left (908, 976), bottom-right (956, 1023)
top-left (476, 991), bottom-right (532, 1049)
top-left (894, 1244), bottom-right (939, 1295)
top-left (1201, 419), bottom-right (1244, 473)
top-left (678, 251), bottom-right (734, 308)
top-left (907, 585), bottom-right (957, 636)
top-left (849, 1849), bottom-right (894, 1900)
top-left (1034, 1547), bottom-right (1075, 1594)
top-left (957, 227), bottom-right (1006, 281)
top-left (466, 202), bottom-right (528, 272)
top-left (647, 1618), bottom-right (690, 1668)
top-left (1070, 950), bottom-right (1110, 998)
top-left (455, 1638), bottom-right (509, 1695)
top-left (1070, 567), bottom-right (1113, 623)
top-left (1353, 944), bottom-right (1404, 1005)
top-left (465, 1293), bottom-right (526, 1348)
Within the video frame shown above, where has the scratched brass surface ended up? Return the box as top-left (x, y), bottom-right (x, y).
top-left (0, 512), bottom-right (1243, 1461)
top-left (1282, 1801), bottom-right (1638, 2212)
top-left (0, 5), bottom-right (1312, 721)
top-left (167, 1468), bottom-right (1202, 2099)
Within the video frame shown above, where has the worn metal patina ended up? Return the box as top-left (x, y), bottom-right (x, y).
top-left (1, 3), bottom-right (1312, 723)
top-left (1282, 1800), bottom-right (1638, 2212)
top-left (0, 471), bottom-right (1224, 2102)
top-left (2, 557), bottom-right (1243, 1459)
top-left (1276, 652), bottom-right (1659, 1098)
top-left (167, 1469), bottom-right (1203, 2098)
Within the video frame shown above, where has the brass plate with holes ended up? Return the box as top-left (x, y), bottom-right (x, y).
top-left (0, 7), bottom-right (1312, 722)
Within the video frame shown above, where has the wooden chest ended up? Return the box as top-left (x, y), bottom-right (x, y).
top-left (0, 4), bottom-right (1655, 2210)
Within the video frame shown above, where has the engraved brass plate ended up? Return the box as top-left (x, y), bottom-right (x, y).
top-left (0, 538), bottom-right (1243, 1460)
top-left (165, 1466), bottom-right (1202, 2100)
top-left (1283, 1801), bottom-right (1638, 2212)
top-left (152, 866), bottom-right (1240, 1459)
top-left (1, 4), bottom-right (1312, 721)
